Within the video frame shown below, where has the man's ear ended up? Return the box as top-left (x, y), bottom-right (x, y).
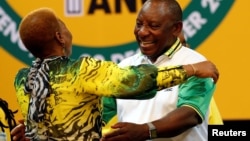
top-left (55, 32), bottom-right (64, 44)
top-left (173, 21), bottom-right (183, 37)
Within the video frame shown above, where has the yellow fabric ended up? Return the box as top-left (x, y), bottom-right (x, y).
top-left (15, 57), bottom-right (188, 140)
top-left (208, 97), bottom-right (223, 125)
top-left (102, 115), bottom-right (118, 135)
top-left (0, 108), bottom-right (11, 141)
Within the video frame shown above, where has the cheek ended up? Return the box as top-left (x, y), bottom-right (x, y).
top-left (65, 43), bottom-right (72, 56)
top-left (134, 29), bottom-right (138, 37)
top-left (66, 39), bottom-right (72, 47)
top-left (158, 34), bottom-right (172, 45)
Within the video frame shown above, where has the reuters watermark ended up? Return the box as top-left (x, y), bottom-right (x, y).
top-left (208, 121), bottom-right (250, 140)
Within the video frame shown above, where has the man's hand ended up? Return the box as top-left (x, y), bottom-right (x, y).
top-left (184, 61), bottom-right (219, 83)
top-left (101, 122), bottom-right (148, 141)
top-left (193, 61), bottom-right (219, 83)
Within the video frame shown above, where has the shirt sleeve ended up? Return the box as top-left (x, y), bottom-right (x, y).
top-left (79, 57), bottom-right (188, 98)
top-left (177, 77), bottom-right (215, 121)
top-left (102, 97), bottom-right (117, 124)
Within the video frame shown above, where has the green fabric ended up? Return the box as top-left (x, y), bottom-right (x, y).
top-left (177, 76), bottom-right (215, 121)
top-left (103, 77), bottom-right (215, 124)
top-left (102, 97), bottom-right (117, 124)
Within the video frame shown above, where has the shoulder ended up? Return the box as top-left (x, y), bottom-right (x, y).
top-left (15, 68), bottom-right (29, 80)
top-left (173, 47), bottom-right (207, 63)
top-left (14, 68), bottom-right (29, 88)
top-left (180, 47), bottom-right (205, 57)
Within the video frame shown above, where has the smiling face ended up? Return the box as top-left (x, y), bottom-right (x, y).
top-left (134, 0), bottom-right (182, 62)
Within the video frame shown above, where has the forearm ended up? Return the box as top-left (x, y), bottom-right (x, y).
top-left (156, 63), bottom-right (209, 90)
top-left (101, 107), bottom-right (201, 141)
top-left (157, 65), bottom-right (187, 90)
top-left (149, 106), bottom-right (200, 138)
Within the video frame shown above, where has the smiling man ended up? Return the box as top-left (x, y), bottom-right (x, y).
top-left (102, 0), bottom-right (219, 141)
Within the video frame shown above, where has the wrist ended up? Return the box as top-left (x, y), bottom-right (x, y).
top-left (183, 65), bottom-right (194, 77)
top-left (146, 122), bottom-right (157, 139)
top-left (190, 64), bottom-right (197, 75)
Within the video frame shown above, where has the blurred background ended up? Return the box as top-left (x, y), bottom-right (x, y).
top-left (0, 0), bottom-right (249, 123)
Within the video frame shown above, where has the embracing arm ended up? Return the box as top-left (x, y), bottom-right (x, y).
top-left (147, 77), bottom-right (216, 138)
top-left (80, 57), bottom-right (218, 98)
top-left (101, 77), bottom-right (216, 141)
top-left (101, 106), bottom-right (199, 141)
top-left (147, 106), bottom-right (200, 138)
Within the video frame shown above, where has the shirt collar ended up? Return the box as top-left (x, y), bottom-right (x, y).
top-left (164, 38), bottom-right (182, 58)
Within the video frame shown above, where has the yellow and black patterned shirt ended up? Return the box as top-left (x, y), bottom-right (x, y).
top-left (14, 56), bottom-right (186, 141)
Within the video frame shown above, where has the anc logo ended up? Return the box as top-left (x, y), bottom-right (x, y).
top-left (0, 0), bottom-right (234, 65)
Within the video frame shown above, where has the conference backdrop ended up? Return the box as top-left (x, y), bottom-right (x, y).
top-left (0, 0), bottom-right (249, 121)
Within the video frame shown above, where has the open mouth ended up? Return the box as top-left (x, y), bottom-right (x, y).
top-left (140, 41), bottom-right (155, 48)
